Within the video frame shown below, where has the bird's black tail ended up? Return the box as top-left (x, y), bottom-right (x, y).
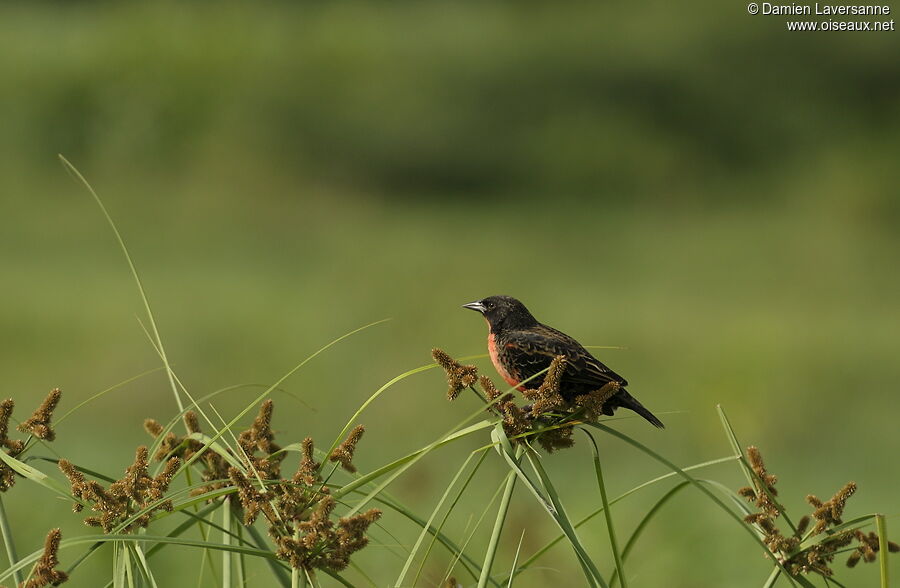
top-left (615, 390), bottom-right (665, 429)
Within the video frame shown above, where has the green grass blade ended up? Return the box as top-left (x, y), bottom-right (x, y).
top-left (585, 422), bottom-right (810, 588)
top-left (763, 566), bottom-right (781, 588)
top-left (411, 451), bottom-right (490, 586)
top-left (222, 497), bottom-right (233, 588)
top-left (55, 368), bottom-right (164, 426)
top-left (716, 405), bottom-right (798, 535)
top-left (503, 454), bottom-right (737, 581)
top-left (177, 318), bottom-right (389, 477)
top-left (875, 514), bottom-right (889, 588)
top-left (0, 449), bottom-right (78, 504)
top-left (394, 451), bottom-right (478, 587)
top-left (0, 497), bottom-right (22, 586)
top-left (235, 523), bottom-right (246, 588)
top-left (478, 431), bottom-right (524, 588)
top-left (584, 431), bottom-right (627, 588)
top-left (442, 481), bottom-right (508, 587)
top-left (525, 449), bottom-right (605, 588)
top-left (336, 420), bottom-right (494, 512)
top-left (610, 481), bottom-right (690, 587)
top-left (2, 534), bottom-right (282, 583)
top-left (506, 530), bottom-right (526, 588)
top-left (492, 429), bottom-right (556, 516)
top-left (131, 542), bottom-right (159, 588)
top-left (59, 155), bottom-right (184, 413)
top-left (321, 352), bottom-right (491, 476)
top-left (323, 362), bottom-right (439, 476)
top-left (243, 523), bottom-right (292, 587)
top-left (145, 502), bottom-right (223, 558)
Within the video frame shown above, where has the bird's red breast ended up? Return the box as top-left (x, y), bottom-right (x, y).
top-left (488, 333), bottom-right (524, 391)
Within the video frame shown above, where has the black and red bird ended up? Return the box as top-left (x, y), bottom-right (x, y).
top-left (463, 295), bottom-right (664, 428)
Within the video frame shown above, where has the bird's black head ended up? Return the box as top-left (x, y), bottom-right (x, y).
top-left (462, 295), bottom-right (538, 332)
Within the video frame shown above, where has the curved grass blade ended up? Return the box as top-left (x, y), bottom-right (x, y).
top-left (478, 429), bottom-right (524, 588)
top-left (56, 367), bottom-right (164, 426)
top-left (333, 420), bottom-right (493, 506)
top-left (875, 514), bottom-right (889, 588)
top-left (0, 449), bottom-right (78, 504)
top-left (411, 451), bottom-right (490, 586)
top-left (1, 534), bottom-right (280, 584)
top-left (610, 481), bottom-right (690, 587)
top-left (585, 422), bottom-right (810, 588)
top-left (716, 405), bottom-right (798, 535)
top-left (59, 155), bottom-right (185, 413)
top-left (0, 497), bottom-right (22, 586)
top-left (394, 451), bottom-right (479, 587)
top-left (524, 448), bottom-right (605, 588)
top-left (441, 480), bottom-right (508, 587)
top-left (177, 318), bottom-right (390, 477)
top-left (504, 454), bottom-right (737, 581)
top-left (583, 430), bottom-right (627, 587)
top-left (322, 353), bottom-right (489, 475)
top-left (506, 529), bottom-right (526, 588)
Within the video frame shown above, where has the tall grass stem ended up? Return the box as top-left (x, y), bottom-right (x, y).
top-left (478, 444), bottom-right (525, 588)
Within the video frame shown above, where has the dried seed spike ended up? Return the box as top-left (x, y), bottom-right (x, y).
top-left (329, 425), bottom-right (365, 473)
top-left (21, 528), bottom-right (68, 588)
top-left (479, 375), bottom-right (500, 401)
top-left (17, 388), bottom-right (62, 441)
top-left (541, 355), bottom-right (567, 396)
top-left (292, 436), bottom-right (320, 486)
top-left (829, 482), bottom-right (856, 521)
top-left (183, 411), bottom-right (201, 434)
top-left (0, 399), bottom-right (14, 441)
top-left (143, 419), bottom-right (163, 438)
top-left (432, 348), bottom-right (478, 401)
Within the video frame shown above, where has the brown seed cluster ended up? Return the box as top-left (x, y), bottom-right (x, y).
top-left (329, 425), bottom-right (365, 473)
top-left (59, 447), bottom-right (179, 533)
top-left (737, 446), bottom-right (897, 578)
top-left (738, 446), bottom-right (781, 519)
top-left (0, 399), bottom-right (25, 492)
top-left (265, 432), bottom-right (381, 572)
top-left (1, 391), bottom-right (64, 493)
top-left (20, 528), bottom-right (68, 588)
top-left (145, 403), bottom-right (287, 500)
top-left (574, 381), bottom-right (622, 421)
top-left (436, 349), bottom-right (617, 453)
top-left (846, 530), bottom-right (900, 568)
top-left (521, 356), bottom-right (568, 417)
top-left (17, 389), bottom-right (62, 442)
top-left (432, 349), bottom-right (478, 400)
top-left (806, 482), bottom-right (856, 536)
top-left (273, 495), bottom-right (381, 572)
top-left (148, 400), bottom-right (383, 574)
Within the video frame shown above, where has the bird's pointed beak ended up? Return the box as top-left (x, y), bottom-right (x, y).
top-left (462, 300), bottom-right (486, 313)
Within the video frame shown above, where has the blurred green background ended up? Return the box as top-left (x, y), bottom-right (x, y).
top-left (1, 2), bottom-right (898, 586)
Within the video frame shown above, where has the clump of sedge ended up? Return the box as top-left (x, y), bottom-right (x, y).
top-left (1, 391), bottom-right (64, 493)
top-left (59, 447), bottom-right (180, 533)
top-left (737, 446), bottom-right (897, 578)
top-left (145, 400), bottom-right (381, 576)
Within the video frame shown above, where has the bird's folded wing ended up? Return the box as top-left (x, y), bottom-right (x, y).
top-left (508, 327), bottom-right (628, 388)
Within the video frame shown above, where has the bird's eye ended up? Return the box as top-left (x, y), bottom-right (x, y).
top-left (484, 301), bottom-right (494, 310)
